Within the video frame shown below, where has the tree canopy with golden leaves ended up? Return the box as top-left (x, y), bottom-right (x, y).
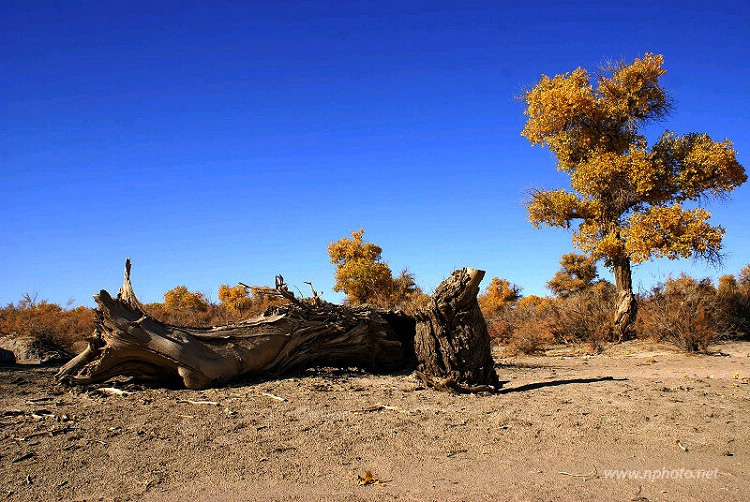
top-left (478, 277), bottom-right (522, 318)
top-left (328, 229), bottom-right (393, 305)
top-left (218, 284), bottom-right (253, 314)
top-left (328, 229), bottom-right (424, 308)
top-left (163, 286), bottom-right (209, 314)
top-left (547, 253), bottom-right (598, 298)
top-left (522, 53), bottom-right (746, 338)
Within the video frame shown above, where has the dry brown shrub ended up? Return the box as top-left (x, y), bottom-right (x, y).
top-left (715, 273), bottom-right (750, 339)
top-left (637, 274), bottom-right (720, 353)
top-left (0, 295), bottom-right (94, 354)
top-left (492, 296), bottom-right (557, 354)
top-left (506, 320), bottom-right (555, 355)
top-left (484, 280), bottom-right (616, 353)
top-left (546, 282), bottom-right (616, 344)
top-left (486, 318), bottom-right (513, 345)
top-left (587, 324), bottom-right (611, 354)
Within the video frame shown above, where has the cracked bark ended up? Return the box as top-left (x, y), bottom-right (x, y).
top-left (414, 268), bottom-right (500, 392)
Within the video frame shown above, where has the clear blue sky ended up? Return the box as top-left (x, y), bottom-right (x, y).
top-left (2, 0), bottom-right (749, 307)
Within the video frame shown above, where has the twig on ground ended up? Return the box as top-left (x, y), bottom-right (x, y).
top-left (180, 400), bottom-right (219, 406)
top-left (261, 392), bottom-right (286, 402)
top-left (100, 387), bottom-right (129, 397)
top-left (14, 426), bottom-right (77, 441)
top-left (558, 468), bottom-right (598, 480)
top-left (12, 453), bottom-right (35, 463)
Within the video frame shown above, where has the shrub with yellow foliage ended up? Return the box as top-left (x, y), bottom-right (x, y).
top-left (0, 294), bottom-right (94, 354)
top-left (478, 277), bottom-right (521, 318)
top-left (218, 284), bottom-right (254, 316)
top-left (328, 229), bottom-right (427, 311)
top-left (156, 285), bottom-right (211, 325)
top-left (547, 253), bottom-right (598, 298)
top-left (217, 283), bottom-right (290, 322)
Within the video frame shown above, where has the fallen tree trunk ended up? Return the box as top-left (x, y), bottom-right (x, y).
top-left (57, 261), bottom-right (498, 391)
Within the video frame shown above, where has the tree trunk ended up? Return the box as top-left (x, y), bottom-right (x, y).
top-left (612, 256), bottom-right (638, 342)
top-left (57, 262), bottom-right (495, 392)
top-left (414, 268), bottom-right (500, 392)
top-left (56, 261), bottom-right (416, 389)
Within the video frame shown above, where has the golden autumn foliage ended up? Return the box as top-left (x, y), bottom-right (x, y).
top-left (522, 53), bottom-right (746, 268)
top-left (718, 274), bottom-right (739, 296)
top-left (217, 283), bottom-right (289, 322)
top-left (163, 286), bottom-right (209, 314)
top-left (218, 284), bottom-right (254, 314)
top-left (0, 295), bottom-right (94, 353)
top-left (478, 277), bottom-right (522, 317)
top-left (328, 229), bottom-right (426, 310)
top-left (515, 295), bottom-right (554, 312)
top-left (147, 285), bottom-right (212, 325)
top-left (328, 229), bottom-right (393, 305)
top-left (547, 253), bottom-right (598, 298)
top-left (738, 265), bottom-right (750, 294)
top-left (522, 53), bottom-right (746, 338)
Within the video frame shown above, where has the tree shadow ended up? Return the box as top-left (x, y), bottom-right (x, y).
top-left (496, 362), bottom-right (562, 370)
top-left (499, 376), bottom-right (627, 394)
top-left (0, 362), bottom-right (63, 373)
top-left (249, 363), bottom-right (425, 385)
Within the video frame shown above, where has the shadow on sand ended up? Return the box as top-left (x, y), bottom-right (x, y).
top-left (499, 376), bottom-right (626, 394)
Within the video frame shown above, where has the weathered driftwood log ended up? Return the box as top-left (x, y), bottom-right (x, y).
top-left (57, 261), bottom-right (498, 392)
top-left (414, 268), bottom-right (500, 392)
top-left (57, 261), bottom-right (415, 389)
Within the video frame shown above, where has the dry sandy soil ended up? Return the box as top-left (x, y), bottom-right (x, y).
top-left (1, 340), bottom-right (748, 501)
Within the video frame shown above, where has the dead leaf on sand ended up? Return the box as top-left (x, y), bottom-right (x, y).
top-left (357, 470), bottom-right (386, 486)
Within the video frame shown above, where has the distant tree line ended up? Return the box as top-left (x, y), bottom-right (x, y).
top-left (479, 255), bottom-right (750, 355)
top-left (1, 233), bottom-right (749, 357)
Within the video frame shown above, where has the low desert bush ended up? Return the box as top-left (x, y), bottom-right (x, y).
top-left (486, 282), bottom-right (615, 353)
top-left (715, 274), bottom-right (750, 339)
top-left (486, 266), bottom-right (750, 354)
top-left (0, 295), bottom-right (94, 353)
top-left (547, 282), bottom-right (616, 344)
top-left (505, 320), bottom-right (554, 354)
top-left (637, 275), bottom-right (721, 353)
top-left (587, 324), bottom-right (610, 354)
top-left (486, 318), bottom-right (513, 345)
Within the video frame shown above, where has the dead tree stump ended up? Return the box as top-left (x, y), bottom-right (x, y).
top-left (414, 268), bottom-right (500, 392)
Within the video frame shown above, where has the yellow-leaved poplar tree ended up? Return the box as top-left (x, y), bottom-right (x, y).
top-left (478, 277), bottom-right (522, 318)
top-left (522, 53), bottom-right (746, 340)
top-left (547, 253), bottom-right (598, 298)
top-left (328, 229), bottom-right (424, 308)
top-left (218, 284), bottom-right (253, 316)
top-left (164, 286), bottom-right (209, 313)
top-left (738, 265), bottom-right (750, 295)
top-left (716, 265), bottom-right (750, 336)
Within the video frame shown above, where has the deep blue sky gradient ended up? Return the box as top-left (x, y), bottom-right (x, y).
top-left (2, 1), bottom-right (749, 306)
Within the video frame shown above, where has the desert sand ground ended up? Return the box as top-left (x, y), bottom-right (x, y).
top-left (1, 340), bottom-right (748, 501)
